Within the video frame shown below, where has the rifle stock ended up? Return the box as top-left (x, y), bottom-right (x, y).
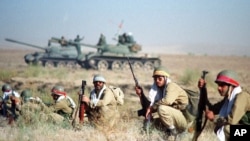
top-left (79, 80), bottom-right (87, 124)
top-left (192, 70), bottom-right (209, 141)
top-left (72, 80), bottom-right (86, 127)
top-left (127, 57), bottom-right (150, 117)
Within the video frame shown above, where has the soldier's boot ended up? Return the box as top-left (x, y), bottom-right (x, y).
top-left (166, 128), bottom-right (178, 141)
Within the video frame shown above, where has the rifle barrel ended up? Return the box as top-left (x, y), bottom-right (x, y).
top-left (127, 56), bottom-right (151, 117)
top-left (127, 57), bottom-right (139, 86)
top-left (193, 70), bottom-right (209, 141)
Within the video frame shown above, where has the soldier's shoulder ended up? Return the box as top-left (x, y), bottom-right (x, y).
top-left (236, 91), bottom-right (250, 101)
top-left (104, 86), bottom-right (113, 93)
top-left (168, 82), bottom-right (183, 89)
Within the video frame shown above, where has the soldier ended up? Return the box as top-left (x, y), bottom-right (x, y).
top-left (198, 70), bottom-right (250, 141)
top-left (125, 32), bottom-right (135, 44)
top-left (81, 75), bottom-right (120, 129)
top-left (49, 85), bottom-right (76, 120)
top-left (18, 89), bottom-right (50, 124)
top-left (74, 35), bottom-right (84, 42)
top-left (1, 84), bottom-right (20, 124)
top-left (135, 67), bottom-right (189, 141)
top-left (118, 34), bottom-right (125, 44)
top-left (97, 33), bottom-right (106, 46)
top-left (59, 36), bottom-right (68, 46)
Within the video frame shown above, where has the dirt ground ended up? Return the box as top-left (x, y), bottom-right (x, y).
top-left (1, 48), bottom-right (249, 88)
top-left (1, 48), bottom-right (250, 107)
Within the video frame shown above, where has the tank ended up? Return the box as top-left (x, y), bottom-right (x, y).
top-left (5, 35), bottom-right (84, 68)
top-left (5, 33), bottom-right (161, 71)
top-left (76, 33), bottom-right (161, 71)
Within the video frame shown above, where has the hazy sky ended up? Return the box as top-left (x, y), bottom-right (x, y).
top-left (0, 0), bottom-right (250, 56)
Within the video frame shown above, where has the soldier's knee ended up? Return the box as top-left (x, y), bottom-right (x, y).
top-left (158, 105), bottom-right (168, 116)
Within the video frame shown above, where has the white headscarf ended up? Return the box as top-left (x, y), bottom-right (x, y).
top-left (90, 84), bottom-right (107, 107)
top-left (148, 77), bottom-right (171, 106)
top-left (3, 90), bottom-right (20, 100)
top-left (56, 95), bottom-right (76, 109)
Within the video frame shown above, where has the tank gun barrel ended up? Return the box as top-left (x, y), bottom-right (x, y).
top-left (5, 38), bottom-right (46, 50)
top-left (48, 37), bottom-right (101, 49)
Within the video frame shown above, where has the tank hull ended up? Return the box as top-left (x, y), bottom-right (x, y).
top-left (78, 52), bottom-right (161, 71)
top-left (24, 51), bottom-right (81, 68)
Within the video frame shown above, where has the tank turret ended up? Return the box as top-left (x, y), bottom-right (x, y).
top-left (78, 33), bottom-right (141, 55)
top-left (76, 33), bottom-right (161, 71)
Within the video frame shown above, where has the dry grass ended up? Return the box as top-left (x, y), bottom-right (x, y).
top-left (0, 48), bottom-right (249, 141)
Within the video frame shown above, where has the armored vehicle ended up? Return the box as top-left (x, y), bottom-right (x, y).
top-left (5, 36), bottom-right (84, 68)
top-left (76, 33), bottom-right (161, 71)
top-left (5, 33), bottom-right (161, 71)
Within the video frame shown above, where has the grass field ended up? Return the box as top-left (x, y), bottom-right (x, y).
top-left (0, 48), bottom-right (249, 141)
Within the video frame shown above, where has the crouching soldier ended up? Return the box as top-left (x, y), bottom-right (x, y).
top-left (135, 67), bottom-right (189, 141)
top-left (1, 84), bottom-right (20, 125)
top-left (81, 75), bottom-right (120, 130)
top-left (49, 85), bottom-right (76, 122)
top-left (18, 89), bottom-right (51, 125)
top-left (198, 70), bottom-right (250, 141)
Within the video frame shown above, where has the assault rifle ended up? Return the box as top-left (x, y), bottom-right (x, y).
top-left (72, 80), bottom-right (86, 127)
top-left (192, 70), bottom-right (209, 141)
top-left (127, 57), bottom-right (150, 117)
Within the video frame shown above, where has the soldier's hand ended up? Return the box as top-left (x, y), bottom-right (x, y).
top-left (10, 96), bottom-right (20, 105)
top-left (82, 95), bottom-right (89, 103)
top-left (135, 86), bottom-right (142, 97)
top-left (198, 78), bottom-right (206, 89)
top-left (78, 90), bottom-right (83, 95)
top-left (205, 110), bottom-right (215, 121)
top-left (9, 95), bottom-right (15, 101)
top-left (145, 107), bottom-right (152, 119)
